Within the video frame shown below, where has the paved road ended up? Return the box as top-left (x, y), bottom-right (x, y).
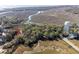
top-left (63, 38), bottom-right (79, 52)
top-left (0, 11), bottom-right (12, 15)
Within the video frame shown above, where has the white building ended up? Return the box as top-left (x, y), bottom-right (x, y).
top-left (64, 21), bottom-right (71, 33)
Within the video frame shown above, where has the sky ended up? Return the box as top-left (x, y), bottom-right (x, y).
top-left (0, 0), bottom-right (79, 8)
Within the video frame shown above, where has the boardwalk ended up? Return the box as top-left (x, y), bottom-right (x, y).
top-left (63, 38), bottom-right (79, 52)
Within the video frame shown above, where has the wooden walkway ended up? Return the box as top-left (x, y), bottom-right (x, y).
top-left (63, 38), bottom-right (79, 52)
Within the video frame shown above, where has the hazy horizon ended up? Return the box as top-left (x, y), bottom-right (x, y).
top-left (0, 0), bottom-right (78, 9)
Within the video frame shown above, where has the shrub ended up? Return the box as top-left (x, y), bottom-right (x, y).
top-left (15, 34), bottom-right (25, 44)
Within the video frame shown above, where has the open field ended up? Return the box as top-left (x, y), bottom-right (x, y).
top-left (31, 8), bottom-right (79, 25)
top-left (13, 40), bottom-right (78, 54)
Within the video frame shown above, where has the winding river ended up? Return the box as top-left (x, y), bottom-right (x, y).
top-left (0, 10), bottom-right (44, 24)
top-left (27, 11), bottom-right (43, 23)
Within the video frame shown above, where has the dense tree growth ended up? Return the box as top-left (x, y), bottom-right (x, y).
top-left (21, 24), bottom-right (63, 47)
